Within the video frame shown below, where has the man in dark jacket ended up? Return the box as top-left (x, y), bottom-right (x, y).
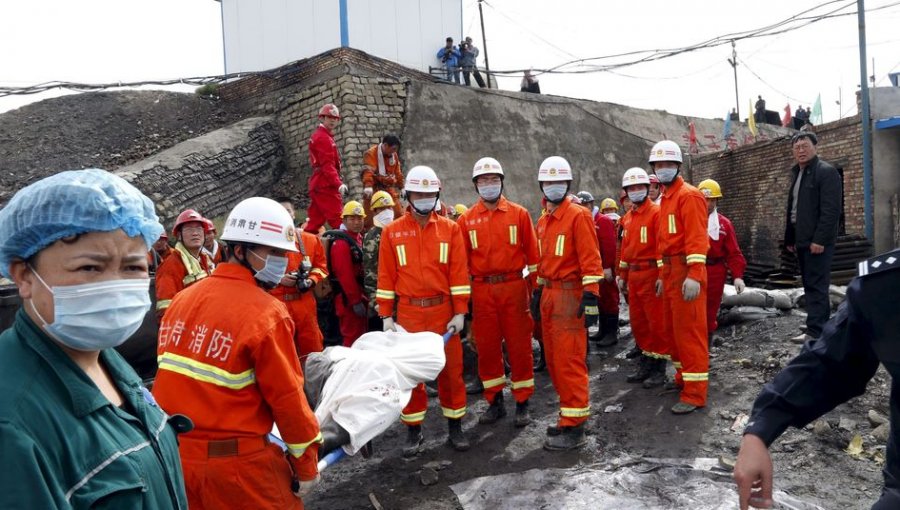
top-left (783, 132), bottom-right (842, 343)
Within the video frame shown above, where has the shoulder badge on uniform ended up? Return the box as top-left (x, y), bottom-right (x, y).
top-left (858, 248), bottom-right (900, 277)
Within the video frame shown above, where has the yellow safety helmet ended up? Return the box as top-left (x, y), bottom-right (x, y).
top-left (599, 198), bottom-right (618, 211)
top-left (453, 204), bottom-right (468, 216)
top-left (370, 191), bottom-right (395, 210)
top-left (698, 179), bottom-right (723, 198)
top-left (342, 200), bottom-right (366, 218)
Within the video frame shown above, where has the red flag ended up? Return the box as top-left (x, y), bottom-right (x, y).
top-left (782, 104), bottom-right (792, 127)
top-left (688, 122), bottom-right (698, 153)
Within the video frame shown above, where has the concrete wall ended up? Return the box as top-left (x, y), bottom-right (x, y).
top-left (871, 87), bottom-right (900, 252)
top-left (115, 117), bottom-right (284, 226)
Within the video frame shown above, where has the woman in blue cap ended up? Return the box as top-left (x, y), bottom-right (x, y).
top-left (0, 169), bottom-right (188, 508)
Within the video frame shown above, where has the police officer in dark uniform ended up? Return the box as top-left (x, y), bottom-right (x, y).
top-left (733, 248), bottom-right (900, 509)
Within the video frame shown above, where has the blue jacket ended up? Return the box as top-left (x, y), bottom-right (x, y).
top-left (437, 46), bottom-right (461, 67)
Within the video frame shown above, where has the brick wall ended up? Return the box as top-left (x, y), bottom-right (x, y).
top-left (690, 115), bottom-right (864, 268)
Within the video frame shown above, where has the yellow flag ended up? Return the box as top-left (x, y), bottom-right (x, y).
top-left (748, 99), bottom-right (758, 136)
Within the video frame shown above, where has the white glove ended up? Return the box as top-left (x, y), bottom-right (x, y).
top-left (382, 317), bottom-right (397, 332)
top-left (338, 184), bottom-right (349, 196)
top-left (682, 277), bottom-right (701, 301)
top-left (603, 268), bottom-right (613, 281)
top-left (733, 278), bottom-right (746, 294)
top-left (363, 187), bottom-right (373, 197)
top-left (447, 314), bottom-right (465, 335)
top-left (293, 475), bottom-right (320, 498)
top-left (655, 279), bottom-right (663, 297)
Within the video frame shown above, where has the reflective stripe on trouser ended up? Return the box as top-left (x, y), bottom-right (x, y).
top-left (304, 187), bottom-right (343, 233)
top-left (398, 301), bottom-right (466, 424)
top-left (661, 259), bottom-right (709, 407)
top-left (283, 294), bottom-right (324, 360)
top-left (626, 268), bottom-right (669, 358)
top-left (179, 439), bottom-right (302, 510)
top-left (705, 263), bottom-right (728, 333)
top-left (541, 286), bottom-right (590, 426)
top-left (471, 278), bottom-right (535, 404)
top-left (335, 298), bottom-right (368, 347)
top-left (598, 277), bottom-right (619, 315)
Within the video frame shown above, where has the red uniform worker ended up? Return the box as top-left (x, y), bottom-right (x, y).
top-left (376, 165), bottom-right (471, 456)
top-left (618, 168), bottom-right (669, 387)
top-left (156, 209), bottom-right (214, 318)
top-left (362, 135), bottom-right (404, 221)
top-left (275, 198), bottom-right (328, 360)
top-left (306, 103), bottom-right (346, 233)
top-left (153, 197), bottom-right (322, 509)
top-left (202, 219), bottom-right (224, 266)
top-left (533, 156), bottom-right (604, 451)
top-left (651, 140), bottom-right (710, 414)
top-left (698, 179), bottom-right (747, 337)
top-left (331, 201), bottom-right (368, 347)
top-left (459, 157), bottom-right (540, 428)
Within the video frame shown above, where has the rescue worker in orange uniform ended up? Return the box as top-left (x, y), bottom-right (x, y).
top-left (651, 140), bottom-right (710, 414)
top-left (617, 168), bottom-right (669, 387)
top-left (376, 165), bottom-right (471, 456)
top-left (202, 218), bottom-right (224, 265)
top-left (362, 135), bottom-right (403, 221)
top-left (276, 198), bottom-right (328, 360)
top-left (531, 156), bottom-right (604, 450)
top-left (331, 201), bottom-right (368, 347)
top-left (155, 209), bottom-right (214, 318)
top-left (306, 103), bottom-right (347, 233)
top-left (153, 197), bottom-right (322, 510)
top-left (148, 231), bottom-right (172, 272)
top-left (458, 157), bottom-right (539, 428)
top-left (697, 179), bottom-right (747, 340)
top-left (576, 191), bottom-right (619, 346)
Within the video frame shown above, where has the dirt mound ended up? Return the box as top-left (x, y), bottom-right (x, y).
top-left (0, 90), bottom-right (245, 204)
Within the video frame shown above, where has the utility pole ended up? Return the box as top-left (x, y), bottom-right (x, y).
top-left (858, 0), bottom-right (874, 240)
top-left (478, 0), bottom-right (493, 88)
top-left (727, 40), bottom-right (740, 118)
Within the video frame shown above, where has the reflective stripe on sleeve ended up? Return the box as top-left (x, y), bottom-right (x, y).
top-left (450, 285), bottom-right (471, 296)
top-left (376, 289), bottom-right (396, 299)
top-left (527, 264), bottom-right (538, 273)
top-left (284, 432), bottom-right (324, 458)
top-left (619, 261), bottom-right (629, 269)
top-left (582, 275), bottom-right (602, 285)
top-left (686, 253), bottom-right (707, 264)
top-left (156, 299), bottom-right (172, 311)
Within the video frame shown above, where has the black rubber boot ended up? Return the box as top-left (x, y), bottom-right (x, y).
top-left (625, 344), bottom-right (642, 359)
top-left (425, 380), bottom-right (439, 397)
top-left (466, 378), bottom-right (484, 395)
top-left (626, 355), bottom-right (653, 383)
top-left (534, 340), bottom-right (546, 372)
top-left (595, 315), bottom-right (618, 347)
top-left (514, 400), bottom-right (532, 428)
top-left (447, 418), bottom-right (470, 451)
top-left (546, 424), bottom-right (561, 436)
top-left (642, 359), bottom-right (667, 388)
top-left (478, 393), bottom-right (507, 425)
top-left (543, 423), bottom-right (586, 451)
top-left (402, 425), bottom-right (424, 458)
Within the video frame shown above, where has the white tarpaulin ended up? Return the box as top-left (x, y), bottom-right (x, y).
top-left (450, 458), bottom-right (824, 510)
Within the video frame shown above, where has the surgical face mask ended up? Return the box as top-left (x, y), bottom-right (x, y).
top-left (477, 183), bottom-right (502, 202)
top-left (29, 268), bottom-right (151, 352)
top-left (373, 209), bottom-right (395, 228)
top-left (628, 189), bottom-right (648, 204)
top-left (655, 167), bottom-right (678, 184)
top-left (412, 197), bottom-right (437, 215)
top-left (249, 250), bottom-right (289, 286)
top-left (542, 183), bottom-right (568, 203)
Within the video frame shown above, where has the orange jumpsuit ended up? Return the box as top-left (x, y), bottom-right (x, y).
top-left (458, 196), bottom-right (539, 405)
top-left (271, 230), bottom-right (328, 360)
top-left (362, 144), bottom-right (404, 219)
top-left (619, 201), bottom-right (668, 359)
top-left (657, 176), bottom-right (710, 407)
top-left (535, 198), bottom-right (603, 427)
top-left (148, 245), bottom-right (172, 272)
top-left (155, 242), bottom-right (213, 317)
top-left (705, 212), bottom-right (746, 332)
top-left (153, 263), bottom-right (322, 510)
top-left (376, 212), bottom-right (470, 425)
top-left (306, 124), bottom-right (343, 233)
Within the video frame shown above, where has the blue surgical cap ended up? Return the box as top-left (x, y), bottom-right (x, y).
top-left (0, 169), bottom-right (164, 277)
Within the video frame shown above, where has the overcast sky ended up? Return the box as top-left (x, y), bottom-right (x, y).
top-left (2, 0), bottom-right (898, 122)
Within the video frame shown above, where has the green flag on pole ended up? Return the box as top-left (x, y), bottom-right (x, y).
top-left (811, 94), bottom-right (823, 124)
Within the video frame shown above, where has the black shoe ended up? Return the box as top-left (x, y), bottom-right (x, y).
top-left (626, 355), bottom-right (653, 383)
top-left (478, 393), bottom-right (507, 425)
top-left (625, 345), bottom-right (642, 359)
top-left (466, 378), bottom-right (484, 395)
top-left (514, 400), bottom-right (532, 428)
top-left (642, 359), bottom-right (667, 388)
top-left (402, 425), bottom-right (423, 458)
top-left (543, 423), bottom-right (586, 451)
top-left (447, 418), bottom-right (470, 451)
top-left (595, 316), bottom-right (618, 347)
top-left (546, 424), bottom-right (561, 436)
top-left (534, 341), bottom-right (546, 372)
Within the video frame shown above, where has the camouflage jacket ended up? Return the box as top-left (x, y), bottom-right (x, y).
top-left (362, 226), bottom-right (383, 304)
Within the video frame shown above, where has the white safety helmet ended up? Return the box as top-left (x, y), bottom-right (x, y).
top-left (404, 166), bottom-right (442, 193)
top-left (221, 197), bottom-right (299, 252)
top-left (472, 157), bottom-right (504, 180)
top-left (648, 140), bottom-right (683, 164)
top-left (622, 167), bottom-right (651, 188)
top-left (537, 156), bottom-right (573, 182)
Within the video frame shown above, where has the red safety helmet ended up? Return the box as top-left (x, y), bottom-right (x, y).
top-left (648, 174), bottom-right (660, 184)
top-left (318, 104), bottom-right (341, 119)
top-left (172, 209), bottom-right (209, 236)
top-left (203, 218), bottom-right (216, 233)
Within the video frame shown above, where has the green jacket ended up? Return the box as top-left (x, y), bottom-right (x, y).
top-left (0, 310), bottom-right (188, 509)
top-left (363, 225), bottom-right (383, 304)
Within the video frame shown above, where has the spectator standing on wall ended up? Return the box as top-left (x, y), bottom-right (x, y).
top-left (521, 70), bottom-right (541, 94)
top-left (460, 37), bottom-right (486, 88)
top-left (754, 95), bottom-right (766, 123)
top-left (437, 37), bottom-right (461, 84)
top-left (729, 108), bottom-right (739, 121)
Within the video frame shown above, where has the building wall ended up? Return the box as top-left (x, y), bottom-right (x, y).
top-left (870, 87), bottom-right (900, 253)
top-left (691, 116), bottom-right (864, 268)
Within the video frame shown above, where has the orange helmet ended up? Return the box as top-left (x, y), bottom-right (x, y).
top-left (318, 104), bottom-right (340, 119)
top-left (173, 209), bottom-right (209, 236)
